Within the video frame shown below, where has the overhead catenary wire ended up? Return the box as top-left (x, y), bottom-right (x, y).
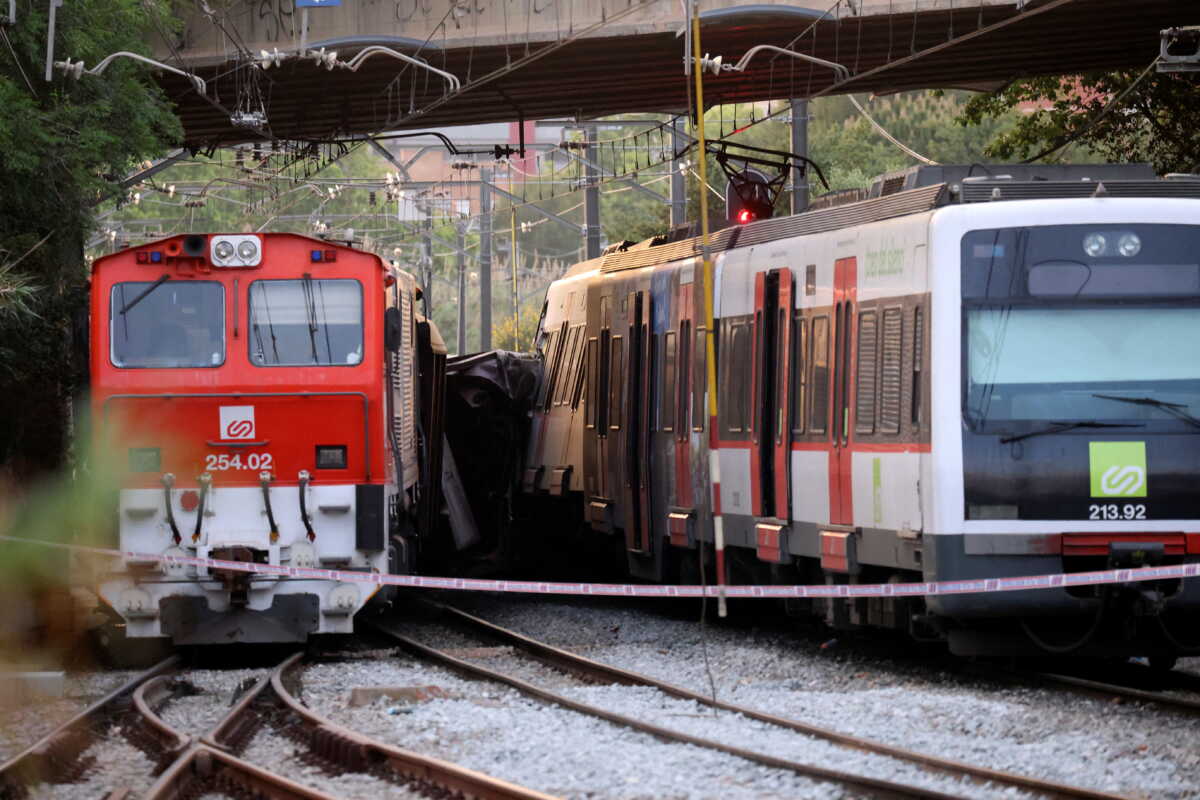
top-left (848, 94), bottom-right (939, 165)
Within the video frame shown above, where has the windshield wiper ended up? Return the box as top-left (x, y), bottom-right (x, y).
top-left (999, 420), bottom-right (1143, 444)
top-left (119, 274), bottom-right (170, 315)
top-left (301, 274), bottom-right (320, 364)
top-left (1092, 393), bottom-right (1200, 429)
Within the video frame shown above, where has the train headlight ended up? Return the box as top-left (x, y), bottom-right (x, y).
top-left (1083, 233), bottom-right (1108, 257)
top-left (211, 235), bottom-right (261, 266)
top-left (1118, 233), bottom-right (1142, 257)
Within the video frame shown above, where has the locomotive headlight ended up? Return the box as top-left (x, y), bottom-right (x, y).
top-left (1118, 233), bottom-right (1142, 257)
top-left (1083, 233), bottom-right (1108, 257)
top-left (237, 240), bottom-right (259, 260)
top-left (214, 240), bottom-right (235, 260)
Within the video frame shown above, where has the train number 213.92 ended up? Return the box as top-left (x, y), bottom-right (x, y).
top-left (1088, 503), bottom-right (1147, 520)
top-left (205, 453), bottom-right (274, 471)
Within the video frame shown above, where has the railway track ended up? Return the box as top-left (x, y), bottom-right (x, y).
top-left (0, 652), bottom-right (556, 800)
top-left (984, 665), bottom-right (1200, 719)
top-left (372, 603), bottom-right (1131, 800)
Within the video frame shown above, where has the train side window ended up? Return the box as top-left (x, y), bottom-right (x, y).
top-left (585, 337), bottom-right (600, 428)
top-left (912, 305), bottom-right (924, 429)
top-left (692, 326), bottom-right (706, 432)
top-left (609, 336), bottom-right (624, 430)
top-left (677, 322), bottom-right (691, 439)
top-left (721, 321), bottom-right (751, 434)
top-left (855, 310), bottom-right (879, 435)
top-left (879, 307), bottom-right (903, 434)
top-left (571, 330), bottom-right (588, 409)
top-left (809, 315), bottom-right (829, 434)
top-left (661, 331), bottom-right (677, 432)
top-left (536, 329), bottom-right (559, 410)
top-left (554, 326), bottom-right (580, 407)
top-left (791, 316), bottom-right (806, 434)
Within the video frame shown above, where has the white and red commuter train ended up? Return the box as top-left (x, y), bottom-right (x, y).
top-left (521, 164), bottom-right (1200, 661)
top-left (91, 232), bottom-right (447, 644)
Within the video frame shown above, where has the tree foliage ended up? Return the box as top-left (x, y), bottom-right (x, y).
top-left (958, 69), bottom-right (1200, 174)
top-left (0, 0), bottom-right (182, 476)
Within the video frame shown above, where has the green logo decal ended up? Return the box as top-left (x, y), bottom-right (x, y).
top-left (1089, 441), bottom-right (1147, 498)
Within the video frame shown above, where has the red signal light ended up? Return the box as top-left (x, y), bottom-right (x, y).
top-left (737, 209), bottom-right (754, 224)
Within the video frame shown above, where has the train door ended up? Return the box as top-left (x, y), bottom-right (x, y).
top-left (622, 289), bottom-right (653, 554)
top-left (831, 257), bottom-right (857, 525)
top-left (584, 292), bottom-right (614, 530)
top-left (594, 296), bottom-right (611, 500)
top-left (749, 268), bottom-right (793, 520)
top-left (673, 283), bottom-right (694, 514)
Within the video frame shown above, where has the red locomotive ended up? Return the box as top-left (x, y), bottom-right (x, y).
top-left (90, 233), bottom-right (446, 644)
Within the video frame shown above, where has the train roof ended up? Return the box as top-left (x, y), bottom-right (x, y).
top-left (91, 231), bottom-right (384, 274)
top-left (585, 165), bottom-right (1200, 276)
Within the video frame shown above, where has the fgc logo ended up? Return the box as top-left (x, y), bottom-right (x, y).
top-left (1089, 442), bottom-right (1147, 498)
top-left (1100, 465), bottom-right (1146, 496)
top-left (219, 406), bottom-right (256, 441)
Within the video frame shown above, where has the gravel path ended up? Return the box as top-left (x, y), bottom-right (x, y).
top-left (429, 593), bottom-right (1200, 799)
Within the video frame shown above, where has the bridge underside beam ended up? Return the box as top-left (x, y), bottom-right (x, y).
top-left (162, 0), bottom-right (1188, 147)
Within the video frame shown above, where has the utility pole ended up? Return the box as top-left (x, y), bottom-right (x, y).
top-left (479, 166), bottom-right (493, 351)
top-left (510, 206), bottom-right (519, 349)
top-left (421, 205), bottom-right (433, 308)
top-left (583, 123), bottom-right (602, 260)
top-left (670, 116), bottom-right (687, 228)
top-left (456, 223), bottom-right (467, 355)
top-left (791, 99), bottom-right (810, 215)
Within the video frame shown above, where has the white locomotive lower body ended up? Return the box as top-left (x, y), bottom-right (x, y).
top-left (99, 483), bottom-right (391, 644)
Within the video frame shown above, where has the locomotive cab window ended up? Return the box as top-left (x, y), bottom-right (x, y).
top-left (111, 280), bottom-right (225, 368)
top-left (248, 278), bottom-right (363, 366)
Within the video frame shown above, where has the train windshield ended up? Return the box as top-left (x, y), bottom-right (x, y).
top-left (110, 280), bottom-right (225, 368)
top-left (962, 224), bottom-right (1200, 430)
top-left (248, 278), bottom-right (363, 366)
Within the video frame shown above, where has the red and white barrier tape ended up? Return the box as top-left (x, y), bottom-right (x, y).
top-left (2, 535), bottom-right (1197, 599)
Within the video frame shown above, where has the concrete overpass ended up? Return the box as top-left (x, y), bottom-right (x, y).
top-left (149, 0), bottom-right (1192, 147)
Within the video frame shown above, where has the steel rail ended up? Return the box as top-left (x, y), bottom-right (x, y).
top-left (146, 743), bottom-right (339, 800)
top-left (269, 652), bottom-right (560, 800)
top-left (144, 654), bottom-right (337, 800)
top-left (370, 619), bottom-right (967, 800)
top-left (131, 674), bottom-right (193, 755)
top-left (1018, 670), bottom-right (1200, 718)
top-left (0, 655), bottom-right (180, 794)
top-left (424, 604), bottom-right (1131, 800)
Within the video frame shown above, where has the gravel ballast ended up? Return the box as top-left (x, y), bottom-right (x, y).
top-left (425, 593), bottom-right (1200, 799)
top-left (303, 656), bottom-right (862, 799)
top-left (0, 669), bottom-right (139, 762)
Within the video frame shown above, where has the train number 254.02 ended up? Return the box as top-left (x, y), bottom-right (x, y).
top-left (1088, 503), bottom-right (1147, 520)
top-left (205, 453), bottom-right (274, 472)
